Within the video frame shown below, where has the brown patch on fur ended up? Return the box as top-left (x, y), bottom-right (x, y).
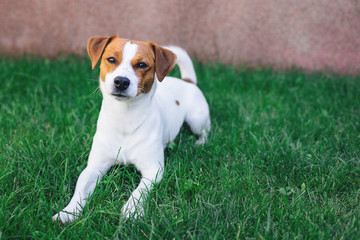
top-left (132, 40), bottom-right (177, 95)
top-left (149, 42), bottom-right (177, 82)
top-left (131, 41), bottom-right (156, 95)
top-left (98, 38), bottom-right (128, 81)
top-left (87, 35), bottom-right (117, 70)
top-left (182, 78), bottom-right (195, 84)
top-left (175, 100), bottom-right (180, 105)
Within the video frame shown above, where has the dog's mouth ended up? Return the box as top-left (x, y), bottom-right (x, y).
top-left (111, 93), bottom-right (129, 100)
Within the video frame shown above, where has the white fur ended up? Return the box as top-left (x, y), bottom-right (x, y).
top-left (53, 43), bottom-right (210, 223)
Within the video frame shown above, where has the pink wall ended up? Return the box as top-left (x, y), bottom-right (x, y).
top-left (1, 0), bottom-right (359, 74)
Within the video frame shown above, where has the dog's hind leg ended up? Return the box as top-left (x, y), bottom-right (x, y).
top-left (185, 99), bottom-right (211, 145)
top-left (194, 117), bottom-right (211, 145)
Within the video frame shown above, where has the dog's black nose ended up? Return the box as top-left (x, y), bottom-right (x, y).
top-left (114, 77), bottom-right (130, 91)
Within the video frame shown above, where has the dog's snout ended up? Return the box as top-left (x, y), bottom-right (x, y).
top-left (114, 77), bottom-right (130, 91)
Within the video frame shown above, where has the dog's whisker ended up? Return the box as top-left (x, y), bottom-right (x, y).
top-left (138, 86), bottom-right (147, 93)
top-left (89, 86), bottom-right (101, 96)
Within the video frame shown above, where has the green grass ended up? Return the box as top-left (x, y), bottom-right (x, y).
top-left (0, 55), bottom-right (359, 239)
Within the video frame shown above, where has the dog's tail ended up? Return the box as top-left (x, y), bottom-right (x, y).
top-left (163, 46), bottom-right (197, 84)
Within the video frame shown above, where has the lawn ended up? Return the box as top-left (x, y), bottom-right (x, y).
top-left (0, 56), bottom-right (359, 239)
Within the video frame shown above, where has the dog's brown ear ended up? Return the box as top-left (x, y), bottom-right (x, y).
top-left (149, 42), bottom-right (177, 82)
top-left (87, 35), bottom-right (117, 69)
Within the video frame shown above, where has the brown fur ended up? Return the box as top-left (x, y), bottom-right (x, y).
top-left (99, 38), bottom-right (128, 81)
top-left (87, 35), bottom-right (117, 70)
top-left (182, 78), bottom-right (194, 84)
top-left (131, 41), bottom-right (156, 95)
top-left (149, 42), bottom-right (177, 82)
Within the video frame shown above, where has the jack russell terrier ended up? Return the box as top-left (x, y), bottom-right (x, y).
top-left (52, 35), bottom-right (210, 223)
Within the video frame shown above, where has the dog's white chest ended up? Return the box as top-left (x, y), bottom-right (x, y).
top-left (94, 101), bottom-right (163, 166)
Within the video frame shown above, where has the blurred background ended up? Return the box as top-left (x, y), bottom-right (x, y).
top-left (1, 0), bottom-right (359, 74)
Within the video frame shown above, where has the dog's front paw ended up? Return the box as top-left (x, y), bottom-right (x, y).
top-left (121, 200), bottom-right (144, 219)
top-left (52, 210), bottom-right (77, 224)
top-left (195, 137), bottom-right (206, 145)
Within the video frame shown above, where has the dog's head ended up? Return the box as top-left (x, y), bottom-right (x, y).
top-left (87, 35), bottom-right (177, 101)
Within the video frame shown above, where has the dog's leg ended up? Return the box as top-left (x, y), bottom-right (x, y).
top-left (194, 117), bottom-right (211, 145)
top-left (122, 159), bottom-right (164, 218)
top-left (186, 110), bottom-right (211, 145)
top-left (53, 160), bottom-right (113, 224)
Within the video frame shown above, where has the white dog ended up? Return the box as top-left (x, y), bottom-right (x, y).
top-left (52, 35), bottom-right (210, 223)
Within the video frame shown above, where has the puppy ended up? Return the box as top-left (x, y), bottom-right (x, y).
top-left (52, 35), bottom-right (210, 223)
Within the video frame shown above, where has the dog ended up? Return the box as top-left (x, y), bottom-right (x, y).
top-left (52, 35), bottom-right (210, 223)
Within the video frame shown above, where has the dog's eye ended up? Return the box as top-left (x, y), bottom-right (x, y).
top-left (136, 62), bottom-right (148, 69)
top-left (107, 57), bottom-right (116, 64)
